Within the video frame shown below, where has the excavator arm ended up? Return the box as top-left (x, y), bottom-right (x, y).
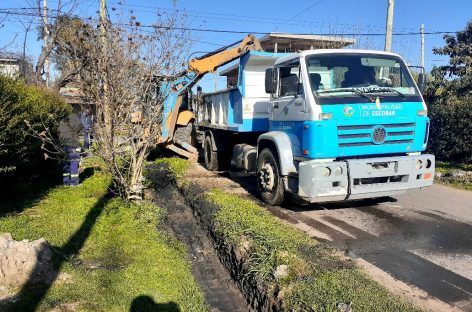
top-left (188, 34), bottom-right (262, 75)
top-left (160, 34), bottom-right (262, 158)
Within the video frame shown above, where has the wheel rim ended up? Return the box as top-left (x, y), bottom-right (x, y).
top-left (258, 162), bottom-right (275, 192)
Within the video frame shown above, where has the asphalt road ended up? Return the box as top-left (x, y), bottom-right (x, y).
top-left (271, 185), bottom-right (472, 312)
top-left (188, 164), bottom-right (472, 311)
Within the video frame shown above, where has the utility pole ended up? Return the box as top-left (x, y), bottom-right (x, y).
top-left (43, 0), bottom-right (50, 86)
top-left (99, 0), bottom-right (107, 34)
top-left (420, 24), bottom-right (425, 68)
top-left (384, 0), bottom-right (394, 52)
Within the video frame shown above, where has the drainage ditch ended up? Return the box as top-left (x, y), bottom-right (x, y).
top-left (147, 163), bottom-right (249, 312)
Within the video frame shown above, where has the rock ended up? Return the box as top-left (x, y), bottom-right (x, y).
top-left (434, 172), bottom-right (442, 179)
top-left (274, 264), bottom-right (289, 280)
top-left (451, 170), bottom-right (467, 178)
top-left (0, 233), bottom-right (54, 286)
top-left (337, 302), bottom-right (352, 312)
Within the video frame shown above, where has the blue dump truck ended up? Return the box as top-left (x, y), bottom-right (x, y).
top-left (194, 49), bottom-right (434, 205)
top-left (157, 35), bottom-right (434, 205)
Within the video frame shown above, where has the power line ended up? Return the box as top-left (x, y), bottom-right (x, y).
top-left (82, 1), bottom-right (421, 33)
top-left (0, 3), bottom-right (437, 34)
top-left (0, 10), bottom-right (459, 37)
top-left (275, 0), bottom-right (323, 31)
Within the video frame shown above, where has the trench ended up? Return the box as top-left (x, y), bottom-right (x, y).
top-left (148, 164), bottom-right (249, 312)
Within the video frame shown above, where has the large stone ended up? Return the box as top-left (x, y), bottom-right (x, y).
top-left (274, 264), bottom-right (289, 281)
top-left (451, 170), bottom-right (467, 178)
top-left (0, 233), bottom-right (54, 286)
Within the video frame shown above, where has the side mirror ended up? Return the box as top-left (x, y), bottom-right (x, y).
top-left (265, 68), bottom-right (276, 94)
top-left (417, 73), bottom-right (426, 93)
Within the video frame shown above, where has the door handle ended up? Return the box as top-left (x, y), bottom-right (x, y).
top-left (274, 102), bottom-right (280, 109)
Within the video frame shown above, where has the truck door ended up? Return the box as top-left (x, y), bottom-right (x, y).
top-left (270, 60), bottom-right (306, 157)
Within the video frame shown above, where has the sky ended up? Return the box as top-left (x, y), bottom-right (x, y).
top-left (1, 0), bottom-right (471, 91)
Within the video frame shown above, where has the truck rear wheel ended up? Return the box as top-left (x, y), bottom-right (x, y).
top-left (257, 148), bottom-right (285, 206)
top-left (204, 135), bottom-right (219, 171)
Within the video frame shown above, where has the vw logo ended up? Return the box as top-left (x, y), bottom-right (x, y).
top-left (371, 126), bottom-right (387, 144)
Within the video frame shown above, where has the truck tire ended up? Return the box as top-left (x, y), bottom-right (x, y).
top-left (204, 135), bottom-right (219, 171)
top-left (174, 123), bottom-right (194, 146)
top-left (257, 148), bottom-right (285, 206)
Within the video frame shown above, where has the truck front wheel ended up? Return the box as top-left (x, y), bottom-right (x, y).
top-left (257, 148), bottom-right (285, 206)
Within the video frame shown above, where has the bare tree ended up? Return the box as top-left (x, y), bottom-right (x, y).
top-left (31, 0), bottom-right (81, 90)
top-left (61, 9), bottom-right (191, 200)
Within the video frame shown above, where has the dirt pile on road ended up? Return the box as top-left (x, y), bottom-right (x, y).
top-left (0, 233), bottom-right (54, 286)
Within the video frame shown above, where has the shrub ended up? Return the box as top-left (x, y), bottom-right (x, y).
top-left (427, 94), bottom-right (472, 162)
top-left (0, 76), bottom-right (71, 190)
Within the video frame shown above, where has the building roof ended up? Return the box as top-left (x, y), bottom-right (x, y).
top-left (59, 87), bottom-right (87, 105)
top-left (259, 33), bottom-right (356, 52)
top-left (0, 52), bottom-right (22, 62)
top-left (219, 63), bottom-right (239, 77)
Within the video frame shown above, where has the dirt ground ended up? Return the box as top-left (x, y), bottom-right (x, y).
top-left (184, 162), bottom-right (472, 312)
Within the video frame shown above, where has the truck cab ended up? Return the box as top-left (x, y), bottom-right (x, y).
top-left (257, 49), bottom-right (434, 205)
top-left (198, 49), bottom-right (434, 206)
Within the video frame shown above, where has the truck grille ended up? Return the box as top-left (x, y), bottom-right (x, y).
top-left (337, 123), bottom-right (415, 147)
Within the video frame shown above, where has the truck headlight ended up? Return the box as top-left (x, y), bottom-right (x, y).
top-left (333, 166), bottom-right (343, 176)
top-left (323, 167), bottom-right (331, 177)
top-left (415, 159), bottom-right (423, 170)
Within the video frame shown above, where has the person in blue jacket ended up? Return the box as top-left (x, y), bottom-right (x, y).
top-left (58, 107), bottom-right (83, 186)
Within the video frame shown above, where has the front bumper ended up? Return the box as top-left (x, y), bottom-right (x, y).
top-left (298, 154), bottom-right (435, 203)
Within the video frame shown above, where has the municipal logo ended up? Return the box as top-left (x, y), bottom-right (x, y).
top-left (343, 106), bottom-right (354, 117)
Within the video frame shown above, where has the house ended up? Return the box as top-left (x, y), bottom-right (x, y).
top-left (0, 52), bottom-right (33, 81)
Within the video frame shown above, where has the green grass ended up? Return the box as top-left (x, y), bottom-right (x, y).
top-left (435, 161), bottom-right (472, 191)
top-left (0, 167), bottom-right (207, 311)
top-left (153, 157), bottom-right (190, 180)
top-left (207, 190), bottom-right (419, 312)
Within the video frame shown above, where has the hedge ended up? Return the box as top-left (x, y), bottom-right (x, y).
top-left (427, 94), bottom-right (472, 163)
top-left (0, 75), bottom-right (71, 190)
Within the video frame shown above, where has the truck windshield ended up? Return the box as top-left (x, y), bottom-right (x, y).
top-left (306, 53), bottom-right (420, 104)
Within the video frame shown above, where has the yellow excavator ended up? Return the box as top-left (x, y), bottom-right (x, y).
top-left (158, 34), bottom-right (262, 158)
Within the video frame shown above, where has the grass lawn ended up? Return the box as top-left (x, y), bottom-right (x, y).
top-left (435, 161), bottom-right (472, 191)
top-left (0, 163), bottom-right (207, 312)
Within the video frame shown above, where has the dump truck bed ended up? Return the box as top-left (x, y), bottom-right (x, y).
top-left (196, 51), bottom-right (284, 132)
